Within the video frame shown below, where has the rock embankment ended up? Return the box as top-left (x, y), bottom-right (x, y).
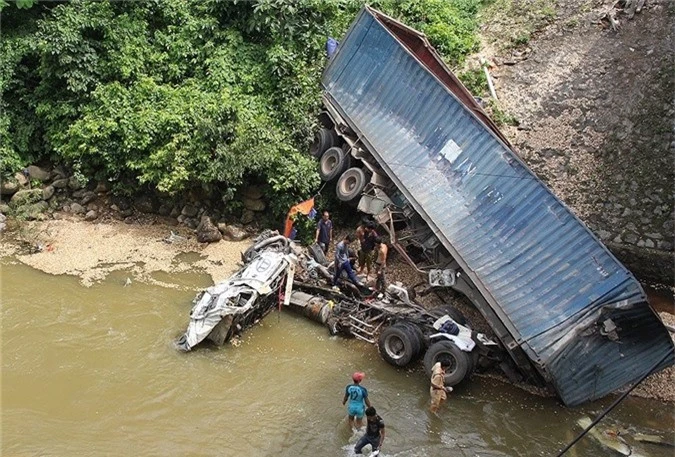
top-left (0, 164), bottom-right (269, 245)
top-left (482, 0), bottom-right (674, 285)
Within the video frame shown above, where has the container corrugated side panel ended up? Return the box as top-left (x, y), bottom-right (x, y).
top-left (323, 10), bottom-right (674, 405)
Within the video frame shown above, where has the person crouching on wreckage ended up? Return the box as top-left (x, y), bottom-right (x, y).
top-left (333, 234), bottom-right (361, 287)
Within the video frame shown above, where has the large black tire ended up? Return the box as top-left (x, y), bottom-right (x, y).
top-left (399, 321), bottom-right (425, 357)
top-left (423, 340), bottom-right (471, 386)
top-left (431, 304), bottom-right (468, 326)
top-left (336, 167), bottom-right (367, 202)
top-left (378, 324), bottom-right (418, 367)
top-left (310, 128), bottom-right (336, 158)
top-left (319, 147), bottom-right (351, 181)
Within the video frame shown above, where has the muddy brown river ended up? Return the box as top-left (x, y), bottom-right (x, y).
top-left (2, 258), bottom-right (673, 456)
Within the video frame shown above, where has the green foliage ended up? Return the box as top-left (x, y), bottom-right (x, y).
top-left (458, 68), bottom-right (488, 96)
top-left (376, 0), bottom-right (483, 66)
top-left (2, 0), bottom-right (487, 220)
top-left (487, 99), bottom-right (519, 127)
top-left (291, 212), bottom-right (318, 246)
top-left (0, 0), bottom-right (36, 11)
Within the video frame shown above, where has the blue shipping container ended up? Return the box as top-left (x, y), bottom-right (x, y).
top-left (322, 7), bottom-right (674, 406)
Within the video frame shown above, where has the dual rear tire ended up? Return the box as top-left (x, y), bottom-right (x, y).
top-left (310, 128), bottom-right (338, 158)
top-left (319, 146), bottom-right (351, 181)
top-left (311, 127), bottom-right (368, 202)
top-left (378, 323), bottom-right (425, 367)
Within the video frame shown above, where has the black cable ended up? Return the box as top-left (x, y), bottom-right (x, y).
top-left (555, 345), bottom-right (674, 457)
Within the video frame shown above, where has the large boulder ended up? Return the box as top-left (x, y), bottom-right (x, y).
top-left (80, 191), bottom-right (97, 205)
top-left (26, 165), bottom-right (51, 182)
top-left (134, 194), bottom-right (157, 213)
top-left (51, 178), bottom-right (69, 189)
top-left (196, 215), bottom-right (222, 243)
top-left (23, 201), bottom-right (49, 220)
top-left (14, 171), bottom-right (29, 187)
top-left (70, 202), bottom-right (86, 214)
top-left (68, 176), bottom-right (84, 190)
top-left (9, 189), bottom-right (43, 208)
top-left (242, 196), bottom-right (266, 212)
top-left (42, 185), bottom-right (55, 200)
top-left (181, 204), bottom-right (199, 217)
top-left (220, 224), bottom-right (249, 241)
top-left (241, 186), bottom-right (264, 200)
top-left (0, 178), bottom-right (20, 196)
top-left (241, 209), bottom-right (255, 225)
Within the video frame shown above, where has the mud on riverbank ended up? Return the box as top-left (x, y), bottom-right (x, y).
top-left (0, 216), bottom-right (250, 288)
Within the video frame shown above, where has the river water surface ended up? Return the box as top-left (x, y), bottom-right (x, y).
top-left (2, 258), bottom-right (673, 456)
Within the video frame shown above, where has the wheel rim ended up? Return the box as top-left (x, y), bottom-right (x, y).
top-left (340, 175), bottom-right (357, 194)
top-left (437, 353), bottom-right (458, 374)
top-left (322, 155), bottom-right (338, 174)
top-left (384, 334), bottom-right (406, 360)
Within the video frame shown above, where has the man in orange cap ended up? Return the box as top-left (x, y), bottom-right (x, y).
top-left (342, 371), bottom-right (371, 430)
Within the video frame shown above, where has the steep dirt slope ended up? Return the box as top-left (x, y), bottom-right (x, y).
top-left (480, 0), bottom-right (674, 284)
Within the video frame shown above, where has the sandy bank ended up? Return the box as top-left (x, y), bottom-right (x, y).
top-left (0, 216), bottom-right (251, 288)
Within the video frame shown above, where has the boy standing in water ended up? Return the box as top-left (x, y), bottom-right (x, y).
top-left (342, 372), bottom-right (371, 430)
top-left (354, 406), bottom-right (386, 455)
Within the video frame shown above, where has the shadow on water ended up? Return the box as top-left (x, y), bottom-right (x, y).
top-left (1, 259), bottom-right (673, 457)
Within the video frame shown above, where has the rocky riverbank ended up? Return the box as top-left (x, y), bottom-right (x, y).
top-left (0, 164), bottom-right (270, 247)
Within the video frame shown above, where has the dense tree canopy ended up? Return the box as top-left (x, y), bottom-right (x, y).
top-left (1, 0), bottom-right (483, 217)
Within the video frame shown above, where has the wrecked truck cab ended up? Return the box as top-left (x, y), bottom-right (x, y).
top-left (176, 233), bottom-right (296, 352)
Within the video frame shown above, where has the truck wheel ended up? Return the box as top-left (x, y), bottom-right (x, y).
top-left (336, 167), bottom-right (367, 202)
top-left (378, 324), bottom-right (417, 367)
top-left (432, 304), bottom-right (468, 326)
top-left (310, 128), bottom-right (336, 158)
top-left (399, 321), bottom-right (425, 356)
top-left (423, 340), bottom-right (471, 386)
top-left (319, 147), bottom-right (351, 181)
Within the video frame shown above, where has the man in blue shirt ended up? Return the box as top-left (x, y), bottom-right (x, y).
top-left (342, 372), bottom-right (371, 430)
top-left (333, 233), bottom-right (359, 286)
top-left (315, 210), bottom-right (333, 253)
